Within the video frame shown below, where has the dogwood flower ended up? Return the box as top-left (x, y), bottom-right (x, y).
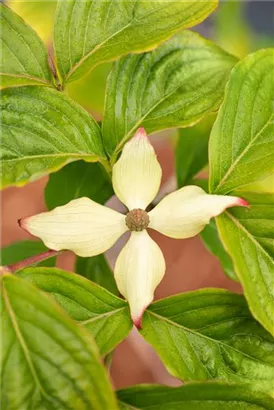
top-left (19, 128), bottom-right (248, 327)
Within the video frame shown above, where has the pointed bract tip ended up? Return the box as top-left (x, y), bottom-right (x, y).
top-left (133, 315), bottom-right (143, 330)
top-left (18, 217), bottom-right (28, 231)
top-left (135, 127), bottom-right (148, 139)
top-left (225, 197), bottom-right (250, 210)
top-left (236, 198), bottom-right (250, 208)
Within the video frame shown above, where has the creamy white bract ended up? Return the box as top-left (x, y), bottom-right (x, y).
top-left (20, 128), bottom-right (248, 327)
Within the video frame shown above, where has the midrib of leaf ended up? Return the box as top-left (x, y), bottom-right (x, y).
top-left (3, 153), bottom-right (99, 162)
top-left (225, 211), bottom-right (273, 269)
top-left (147, 310), bottom-right (273, 368)
top-left (118, 402), bottom-right (139, 410)
top-left (64, 2), bottom-right (188, 82)
top-left (81, 307), bottom-right (126, 325)
top-left (214, 91), bottom-right (274, 193)
top-left (0, 72), bottom-right (51, 85)
top-left (2, 284), bottom-right (53, 405)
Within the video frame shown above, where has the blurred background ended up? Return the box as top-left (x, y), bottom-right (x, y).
top-left (1, 0), bottom-right (273, 388)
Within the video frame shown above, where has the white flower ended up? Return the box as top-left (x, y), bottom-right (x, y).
top-left (20, 128), bottom-right (248, 327)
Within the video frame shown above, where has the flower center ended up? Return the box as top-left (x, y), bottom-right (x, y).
top-left (125, 208), bottom-right (150, 231)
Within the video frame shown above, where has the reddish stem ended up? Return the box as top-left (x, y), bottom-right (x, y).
top-left (3, 249), bottom-right (62, 274)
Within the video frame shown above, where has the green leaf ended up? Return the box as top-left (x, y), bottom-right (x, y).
top-left (140, 288), bottom-right (274, 395)
top-left (0, 3), bottom-right (52, 88)
top-left (102, 31), bottom-right (237, 157)
top-left (117, 382), bottom-right (274, 410)
top-left (216, 192), bottom-right (274, 336)
top-left (1, 274), bottom-right (118, 410)
top-left (76, 254), bottom-right (119, 296)
top-left (200, 220), bottom-right (238, 282)
top-left (54, 0), bottom-right (217, 84)
top-left (18, 267), bottom-right (132, 355)
top-left (1, 240), bottom-right (56, 268)
top-left (45, 161), bottom-right (113, 210)
top-left (1, 86), bottom-right (107, 188)
top-left (176, 115), bottom-right (215, 188)
top-left (209, 49), bottom-right (274, 195)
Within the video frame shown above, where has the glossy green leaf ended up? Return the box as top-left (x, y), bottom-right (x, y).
top-left (1, 86), bottom-right (107, 188)
top-left (0, 3), bottom-right (52, 88)
top-left (18, 267), bottom-right (132, 355)
top-left (209, 49), bottom-right (274, 195)
top-left (102, 31), bottom-right (237, 157)
top-left (176, 115), bottom-right (215, 188)
top-left (216, 192), bottom-right (274, 336)
top-left (1, 274), bottom-right (118, 410)
top-left (76, 254), bottom-right (119, 296)
top-left (117, 382), bottom-right (274, 410)
top-left (54, 0), bottom-right (217, 84)
top-left (140, 289), bottom-right (274, 395)
top-left (45, 161), bottom-right (113, 210)
top-left (200, 220), bottom-right (238, 282)
top-left (1, 240), bottom-right (56, 269)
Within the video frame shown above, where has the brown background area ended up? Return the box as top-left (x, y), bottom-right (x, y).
top-left (1, 138), bottom-right (241, 388)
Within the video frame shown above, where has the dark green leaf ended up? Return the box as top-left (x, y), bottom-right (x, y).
top-left (1, 274), bottom-right (118, 410)
top-left (1, 86), bottom-right (107, 188)
top-left (18, 267), bottom-right (132, 355)
top-left (102, 31), bottom-right (237, 157)
top-left (76, 254), bottom-right (119, 296)
top-left (1, 240), bottom-right (56, 268)
top-left (117, 382), bottom-right (274, 410)
top-left (209, 49), bottom-right (274, 194)
top-left (216, 192), bottom-right (274, 336)
top-left (200, 220), bottom-right (238, 282)
top-left (176, 115), bottom-right (214, 188)
top-left (140, 289), bottom-right (274, 394)
top-left (45, 161), bottom-right (113, 210)
top-left (0, 4), bottom-right (52, 87)
top-left (54, 0), bottom-right (217, 83)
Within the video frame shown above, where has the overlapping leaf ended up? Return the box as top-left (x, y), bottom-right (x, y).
top-left (0, 4), bottom-right (52, 88)
top-left (1, 274), bottom-right (118, 410)
top-left (209, 49), bottom-right (274, 194)
top-left (216, 192), bottom-right (274, 336)
top-left (18, 268), bottom-right (132, 355)
top-left (118, 382), bottom-right (274, 410)
top-left (140, 289), bottom-right (274, 395)
top-left (1, 86), bottom-right (106, 188)
top-left (102, 31), bottom-right (237, 157)
top-left (54, 0), bottom-right (217, 83)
